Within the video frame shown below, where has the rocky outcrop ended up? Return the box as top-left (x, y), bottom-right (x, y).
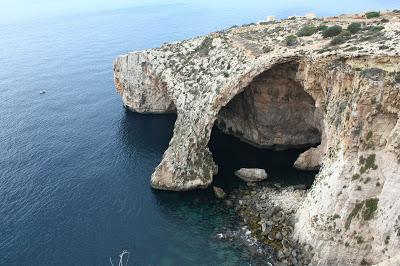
top-left (234, 168), bottom-right (268, 182)
top-left (114, 11), bottom-right (400, 265)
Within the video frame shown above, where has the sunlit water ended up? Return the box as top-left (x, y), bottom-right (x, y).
top-left (1, 2), bottom-right (398, 265)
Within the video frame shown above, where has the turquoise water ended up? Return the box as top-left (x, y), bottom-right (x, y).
top-left (1, 2), bottom-right (399, 265)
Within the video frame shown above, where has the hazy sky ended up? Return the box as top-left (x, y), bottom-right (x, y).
top-left (1, 0), bottom-right (398, 24)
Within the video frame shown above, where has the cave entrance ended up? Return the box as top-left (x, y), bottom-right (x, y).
top-left (208, 61), bottom-right (323, 189)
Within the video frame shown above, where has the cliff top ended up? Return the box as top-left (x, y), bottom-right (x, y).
top-left (116, 10), bottom-right (400, 107)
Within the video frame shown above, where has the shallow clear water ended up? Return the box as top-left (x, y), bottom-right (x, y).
top-left (1, 2), bottom-right (399, 265)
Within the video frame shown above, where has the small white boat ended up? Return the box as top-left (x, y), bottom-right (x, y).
top-left (39, 90), bottom-right (46, 94)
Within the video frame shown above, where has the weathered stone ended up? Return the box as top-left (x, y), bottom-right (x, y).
top-left (234, 168), bottom-right (268, 182)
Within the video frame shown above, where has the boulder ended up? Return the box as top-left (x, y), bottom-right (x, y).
top-left (294, 146), bottom-right (322, 171)
top-left (234, 168), bottom-right (268, 182)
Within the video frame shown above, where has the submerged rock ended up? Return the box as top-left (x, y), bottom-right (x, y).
top-left (213, 186), bottom-right (226, 199)
top-left (234, 168), bottom-right (268, 182)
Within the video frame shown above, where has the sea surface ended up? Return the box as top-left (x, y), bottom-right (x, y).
top-left (1, 1), bottom-right (399, 265)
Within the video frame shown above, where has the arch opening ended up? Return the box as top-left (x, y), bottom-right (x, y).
top-left (209, 61), bottom-right (324, 187)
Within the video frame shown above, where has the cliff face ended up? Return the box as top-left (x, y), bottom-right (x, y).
top-left (114, 11), bottom-right (400, 265)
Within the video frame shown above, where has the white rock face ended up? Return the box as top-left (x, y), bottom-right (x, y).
top-left (234, 168), bottom-right (268, 182)
top-left (114, 11), bottom-right (400, 265)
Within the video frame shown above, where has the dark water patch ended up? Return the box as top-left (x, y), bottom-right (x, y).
top-left (209, 126), bottom-right (318, 191)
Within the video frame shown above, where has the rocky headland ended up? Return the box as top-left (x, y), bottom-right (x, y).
top-left (114, 10), bottom-right (400, 265)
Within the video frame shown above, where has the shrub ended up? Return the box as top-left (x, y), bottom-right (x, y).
top-left (345, 202), bottom-right (363, 229)
top-left (195, 37), bottom-right (214, 56)
top-left (285, 35), bottom-right (298, 46)
top-left (395, 73), bottom-right (400, 83)
top-left (330, 31), bottom-right (351, 45)
top-left (365, 11), bottom-right (380, 19)
top-left (347, 22), bottom-right (362, 34)
top-left (317, 24), bottom-right (328, 31)
top-left (370, 25), bottom-right (384, 32)
top-left (330, 36), bottom-right (346, 45)
top-left (262, 46), bottom-right (272, 53)
top-left (363, 198), bottom-right (378, 220)
top-left (381, 18), bottom-right (389, 23)
top-left (322, 25), bottom-right (342, 38)
top-left (297, 25), bottom-right (317, 36)
top-left (364, 154), bottom-right (378, 171)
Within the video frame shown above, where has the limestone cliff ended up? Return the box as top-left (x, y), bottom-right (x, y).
top-left (114, 11), bottom-right (400, 265)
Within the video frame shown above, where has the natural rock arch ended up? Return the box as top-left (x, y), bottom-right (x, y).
top-left (149, 58), bottom-right (327, 191)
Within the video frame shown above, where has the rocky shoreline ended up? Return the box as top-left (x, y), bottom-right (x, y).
top-left (216, 183), bottom-right (314, 265)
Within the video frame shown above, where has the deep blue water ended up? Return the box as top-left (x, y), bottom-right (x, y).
top-left (1, 2), bottom-right (399, 265)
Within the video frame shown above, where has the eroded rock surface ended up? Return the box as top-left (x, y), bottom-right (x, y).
top-left (114, 11), bottom-right (400, 265)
